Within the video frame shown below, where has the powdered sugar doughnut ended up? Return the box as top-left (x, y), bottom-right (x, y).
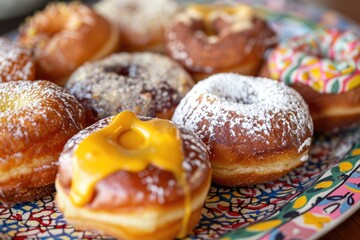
top-left (0, 38), bottom-right (35, 82)
top-left (66, 52), bottom-right (194, 125)
top-left (0, 80), bottom-right (86, 205)
top-left (172, 73), bottom-right (313, 186)
top-left (95, 0), bottom-right (178, 52)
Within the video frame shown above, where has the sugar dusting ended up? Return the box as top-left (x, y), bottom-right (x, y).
top-left (0, 38), bottom-right (34, 82)
top-left (0, 81), bottom-right (85, 142)
top-left (172, 73), bottom-right (314, 154)
top-left (95, 0), bottom-right (178, 45)
top-left (59, 116), bottom-right (210, 205)
top-left (66, 53), bottom-right (193, 120)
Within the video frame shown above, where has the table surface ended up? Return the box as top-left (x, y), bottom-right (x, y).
top-left (0, 1), bottom-right (359, 240)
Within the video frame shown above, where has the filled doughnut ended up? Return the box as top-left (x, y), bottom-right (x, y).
top-left (165, 4), bottom-right (277, 81)
top-left (95, 0), bottom-right (178, 52)
top-left (55, 111), bottom-right (211, 240)
top-left (172, 73), bottom-right (313, 186)
top-left (261, 28), bottom-right (360, 132)
top-left (0, 38), bottom-right (36, 82)
top-left (18, 2), bottom-right (119, 86)
top-left (0, 80), bottom-right (85, 206)
top-left (66, 52), bottom-right (194, 125)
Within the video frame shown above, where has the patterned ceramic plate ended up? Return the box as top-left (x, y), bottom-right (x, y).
top-left (1, 0), bottom-right (360, 239)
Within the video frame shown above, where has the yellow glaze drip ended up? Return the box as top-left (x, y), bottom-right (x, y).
top-left (187, 4), bottom-right (254, 35)
top-left (70, 111), bottom-right (191, 237)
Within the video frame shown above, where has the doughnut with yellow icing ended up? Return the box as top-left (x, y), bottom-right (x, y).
top-left (56, 111), bottom-right (211, 240)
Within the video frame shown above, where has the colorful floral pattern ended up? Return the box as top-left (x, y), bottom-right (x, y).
top-left (1, 1), bottom-right (360, 239)
top-left (268, 29), bottom-right (360, 94)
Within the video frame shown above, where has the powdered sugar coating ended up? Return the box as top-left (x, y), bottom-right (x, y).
top-left (58, 116), bottom-right (210, 207)
top-left (0, 81), bottom-right (85, 145)
top-left (66, 52), bottom-right (194, 122)
top-left (172, 73), bottom-right (313, 154)
top-left (0, 38), bottom-right (35, 82)
top-left (95, 0), bottom-right (178, 47)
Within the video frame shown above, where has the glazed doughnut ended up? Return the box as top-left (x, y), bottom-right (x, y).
top-left (0, 38), bottom-right (36, 82)
top-left (66, 52), bottom-right (194, 125)
top-left (0, 80), bottom-right (85, 206)
top-left (18, 2), bottom-right (119, 86)
top-left (165, 4), bottom-right (277, 81)
top-left (56, 111), bottom-right (211, 240)
top-left (172, 73), bottom-right (313, 186)
top-left (95, 0), bottom-right (178, 52)
top-left (261, 29), bottom-right (360, 132)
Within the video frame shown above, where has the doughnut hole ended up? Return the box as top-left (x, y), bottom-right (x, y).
top-left (104, 65), bottom-right (139, 78)
top-left (188, 4), bottom-right (254, 39)
top-left (208, 81), bottom-right (259, 105)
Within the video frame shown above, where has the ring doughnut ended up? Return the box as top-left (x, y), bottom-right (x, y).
top-left (261, 28), bottom-right (360, 132)
top-left (56, 111), bottom-right (211, 239)
top-left (95, 0), bottom-right (178, 52)
top-left (66, 52), bottom-right (194, 125)
top-left (172, 73), bottom-right (313, 186)
top-left (165, 4), bottom-right (277, 81)
top-left (0, 80), bottom-right (85, 205)
top-left (0, 38), bottom-right (35, 82)
top-left (18, 2), bottom-right (119, 85)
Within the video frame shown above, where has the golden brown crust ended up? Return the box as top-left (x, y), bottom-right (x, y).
top-left (56, 176), bottom-right (210, 240)
top-left (0, 38), bottom-right (36, 82)
top-left (0, 80), bottom-right (86, 205)
top-left (260, 65), bottom-right (360, 133)
top-left (18, 2), bottom-right (119, 85)
top-left (212, 149), bottom-right (308, 186)
top-left (165, 11), bottom-right (276, 80)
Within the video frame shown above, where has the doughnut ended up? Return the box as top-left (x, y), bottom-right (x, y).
top-left (18, 2), bottom-right (119, 86)
top-left (172, 73), bottom-right (313, 186)
top-left (165, 4), bottom-right (277, 81)
top-left (55, 111), bottom-right (211, 240)
top-left (0, 80), bottom-right (85, 206)
top-left (66, 52), bottom-right (194, 125)
top-left (261, 28), bottom-right (360, 132)
top-left (95, 0), bottom-right (178, 52)
top-left (0, 38), bottom-right (36, 82)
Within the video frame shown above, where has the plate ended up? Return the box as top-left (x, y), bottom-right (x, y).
top-left (1, 0), bottom-right (360, 239)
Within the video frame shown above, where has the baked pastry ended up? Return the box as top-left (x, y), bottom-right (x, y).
top-left (0, 38), bottom-right (35, 82)
top-left (261, 28), bottom-right (360, 132)
top-left (0, 80), bottom-right (85, 205)
top-left (95, 0), bottom-right (178, 52)
top-left (18, 2), bottom-right (119, 85)
top-left (66, 52), bottom-right (194, 125)
top-left (56, 111), bottom-right (211, 240)
top-left (165, 4), bottom-right (277, 81)
top-left (172, 73), bottom-right (313, 186)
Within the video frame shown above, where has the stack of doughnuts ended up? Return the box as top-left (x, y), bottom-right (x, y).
top-left (5, 0), bottom-right (360, 239)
